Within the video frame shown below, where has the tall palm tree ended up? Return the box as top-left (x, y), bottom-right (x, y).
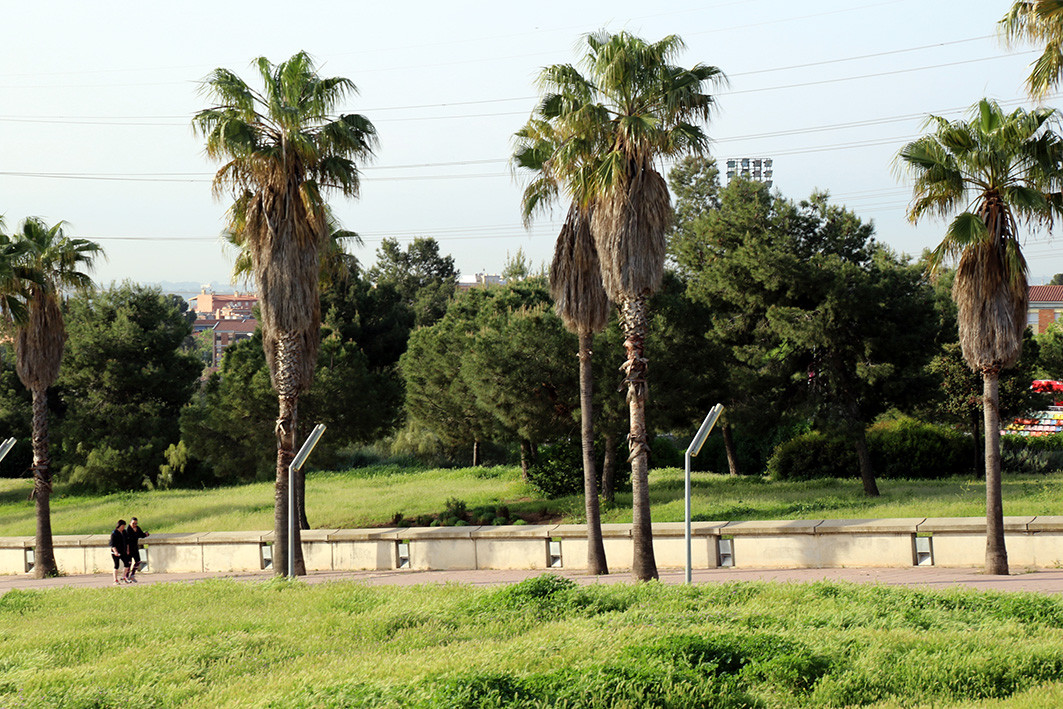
top-left (514, 119), bottom-right (611, 575)
top-left (9, 218), bottom-right (101, 578)
top-left (898, 98), bottom-right (1063, 575)
top-left (1000, 1), bottom-right (1063, 98)
top-left (195, 52), bottom-right (376, 576)
top-left (529, 31), bottom-right (724, 581)
top-left (225, 204), bottom-right (360, 532)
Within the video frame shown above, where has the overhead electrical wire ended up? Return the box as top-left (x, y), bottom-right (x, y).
top-left (0, 36), bottom-right (1027, 125)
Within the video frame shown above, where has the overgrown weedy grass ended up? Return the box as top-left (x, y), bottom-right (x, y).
top-left (1, 577), bottom-right (1063, 707)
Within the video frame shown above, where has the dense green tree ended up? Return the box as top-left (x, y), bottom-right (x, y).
top-left (1050, 273), bottom-right (1063, 286)
top-left (667, 155), bottom-right (721, 237)
top-left (9, 218), bottom-right (101, 578)
top-left (1037, 322), bottom-right (1063, 378)
top-left (180, 335), bottom-right (275, 485)
top-left (643, 271), bottom-right (724, 436)
top-left (195, 51), bottom-right (376, 575)
top-left (899, 98), bottom-right (1063, 575)
top-left (368, 237), bottom-right (457, 327)
top-left (401, 294), bottom-right (499, 465)
top-left (674, 175), bottom-right (941, 487)
top-left (928, 333), bottom-right (1046, 476)
top-left (181, 278), bottom-right (406, 486)
top-left (460, 279), bottom-right (578, 477)
top-left (501, 248), bottom-right (536, 283)
top-left (55, 284), bottom-right (200, 493)
top-left (402, 280), bottom-right (581, 470)
top-left (769, 239), bottom-right (939, 497)
top-left (670, 176), bottom-right (801, 476)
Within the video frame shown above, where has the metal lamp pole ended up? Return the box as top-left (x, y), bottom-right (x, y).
top-left (288, 424), bottom-right (326, 578)
top-left (0, 439), bottom-right (15, 464)
top-left (685, 405), bottom-right (723, 584)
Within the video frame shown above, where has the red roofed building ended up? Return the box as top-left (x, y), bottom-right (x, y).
top-left (1029, 285), bottom-right (1063, 333)
top-left (212, 319), bottom-right (257, 366)
top-left (190, 288), bottom-right (258, 320)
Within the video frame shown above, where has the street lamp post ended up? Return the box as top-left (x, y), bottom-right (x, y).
top-left (288, 424), bottom-right (326, 578)
top-left (686, 405), bottom-right (723, 584)
top-left (0, 438), bottom-right (15, 464)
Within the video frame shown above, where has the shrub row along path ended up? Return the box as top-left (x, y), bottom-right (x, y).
top-left (7, 566), bottom-right (1063, 594)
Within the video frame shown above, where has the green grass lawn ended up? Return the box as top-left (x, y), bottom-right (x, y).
top-left (0, 465), bottom-right (1061, 536)
top-left (3, 576), bottom-right (1063, 707)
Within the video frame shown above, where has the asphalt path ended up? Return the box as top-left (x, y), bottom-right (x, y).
top-left (5, 566), bottom-right (1063, 594)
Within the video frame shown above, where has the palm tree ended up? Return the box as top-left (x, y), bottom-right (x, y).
top-left (898, 98), bottom-right (1063, 575)
top-left (1000, 1), bottom-right (1063, 98)
top-left (528, 31), bottom-right (724, 581)
top-left (514, 119), bottom-right (611, 575)
top-left (224, 204), bottom-right (360, 531)
top-left (195, 52), bottom-right (376, 576)
top-left (8, 218), bottom-right (101, 579)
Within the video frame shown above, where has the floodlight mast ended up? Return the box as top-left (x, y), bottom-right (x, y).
top-left (288, 424), bottom-right (326, 578)
top-left (686, 405), bottom-right (723, 584)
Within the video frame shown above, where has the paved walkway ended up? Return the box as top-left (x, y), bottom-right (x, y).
top-left (6, 566), bottom-right (1063, 594)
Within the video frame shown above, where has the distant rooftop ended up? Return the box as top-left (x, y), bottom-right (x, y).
top-left (1031, 285), bottom-right (1063, 304)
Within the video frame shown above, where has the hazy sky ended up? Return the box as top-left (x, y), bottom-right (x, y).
top-left (1, 0), bottom-right (1058, 287)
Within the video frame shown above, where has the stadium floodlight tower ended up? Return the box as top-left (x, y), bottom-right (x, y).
top-left (685, 405), bottom-right (724, 584)
top-left (288, 424), bottom-right (327, 578)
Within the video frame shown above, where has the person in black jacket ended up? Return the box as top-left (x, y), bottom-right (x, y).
top-left (109, 520), bottom-right (130, 585)
top-left (125, 517), bottom-right (149, 583)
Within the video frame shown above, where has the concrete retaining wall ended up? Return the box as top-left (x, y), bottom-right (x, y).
top-left (6, 517), bottom-right (1063, 576)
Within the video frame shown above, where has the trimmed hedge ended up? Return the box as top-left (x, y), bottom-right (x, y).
top-left (767, 418), bottom-right (969, 481)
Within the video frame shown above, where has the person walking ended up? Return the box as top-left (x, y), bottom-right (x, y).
top-left (109, 520), bottom-right (130, 585)
top-left (125, 517), bottom-right (149, 582)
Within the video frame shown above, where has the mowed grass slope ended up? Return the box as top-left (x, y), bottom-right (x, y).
top-left (0, 465), bottom-right (1062, 536)
top-left (4, 576), bottom-right (1063, 707)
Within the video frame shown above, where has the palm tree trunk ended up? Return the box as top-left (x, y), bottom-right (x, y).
top-left (31, 387), bottom-right (57, 578)
top-left (983, 370), bottom-right (1009, 575)
top-left (602, 431), bottom-right (617, 505)
top-left (579, 329), bottom-right (608, 575)
top-left (722, 421), bottom-right (740, 476)
top-left (272, 330), bottom-right (308, 576)
top-left (621, 295), bottom-right (658, 581)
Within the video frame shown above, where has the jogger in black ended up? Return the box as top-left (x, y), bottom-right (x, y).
top-left (109, 520), bottom-right (130, 585)
top-left (125, 517), bottom-right (149, 583)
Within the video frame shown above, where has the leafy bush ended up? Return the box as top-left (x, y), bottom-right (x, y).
top-left (649, 435), bottom-right (685, 468)
top-left (767, 418), bottom-right (969, 481)
top-left (65, 443), bottom-right (159, 492)
top-left (1003, 433), bottom-right (1063, 451)
top-left (526, 439), bottom-right (588, 498)
top-left (697, 419), bottom-right (810, 476)
top-left (867, 416), bottom-right (969, 479)
top-left (767, 432), bottom-right (855, 481)
top-left (526, 437), bottom-right (633, 499)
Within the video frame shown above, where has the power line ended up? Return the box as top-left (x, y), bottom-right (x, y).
top-left (725, 52), bottom-right (1036, 96)
top-left (0, 37), bottom-right (1025, 125)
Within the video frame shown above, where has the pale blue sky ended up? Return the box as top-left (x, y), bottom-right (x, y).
top-left (0, 0), bottom-right (1057, 286)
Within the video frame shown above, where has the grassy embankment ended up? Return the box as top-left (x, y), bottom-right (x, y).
top-left (0, 465), bottom-right (1061, 536)
top-left (3, 576), bottom-right (1063, 707)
